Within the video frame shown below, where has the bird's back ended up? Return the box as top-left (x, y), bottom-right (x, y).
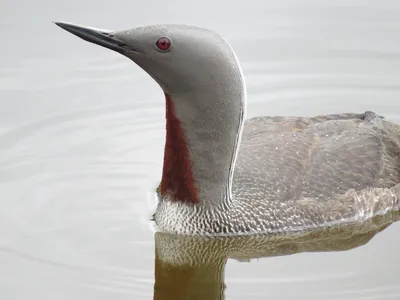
top-left (233, 111), bottom-right (400, 204)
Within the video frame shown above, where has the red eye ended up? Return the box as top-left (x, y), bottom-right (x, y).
top-left (156, 37), bottom-right (171, 51)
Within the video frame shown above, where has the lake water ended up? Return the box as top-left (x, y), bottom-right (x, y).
top-left (1, 0), bottom-right (400, 299)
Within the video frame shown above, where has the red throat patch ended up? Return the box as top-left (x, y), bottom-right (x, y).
top-left (160, 94), bottom-right (200, 204)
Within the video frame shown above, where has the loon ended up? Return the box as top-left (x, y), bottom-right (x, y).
top-left (55, 22), bottom-right (400, 236)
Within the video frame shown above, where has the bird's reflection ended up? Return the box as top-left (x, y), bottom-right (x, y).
top-left (153, 211), bottom-right (400, 300)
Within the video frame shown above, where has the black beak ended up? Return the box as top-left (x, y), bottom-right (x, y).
top-left (54, 21), bottom-right (129, 54)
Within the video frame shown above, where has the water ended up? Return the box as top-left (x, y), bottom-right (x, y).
top-left (1, 0), bottom-right (400, 299)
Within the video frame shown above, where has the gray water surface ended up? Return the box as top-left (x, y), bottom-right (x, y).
top-left (1, 0), bottom-right (400, 299)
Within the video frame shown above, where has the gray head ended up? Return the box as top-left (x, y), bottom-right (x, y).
top-left (55, 22), bottom-right (245, 95)
top-left (56, 22), bottom-right (246, 208)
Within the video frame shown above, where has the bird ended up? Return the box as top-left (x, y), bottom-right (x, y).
top-left (55, 21), bottom-right (400, 236)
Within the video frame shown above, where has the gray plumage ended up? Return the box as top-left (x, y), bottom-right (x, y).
top-left (156, 212), bottom-right (400, 266)
top-left (55, 22), bottom-right (400, 236)
top-left (236, 111), bottom-right (400, 203)
top-left (156, 111), bottom-right (400, 235)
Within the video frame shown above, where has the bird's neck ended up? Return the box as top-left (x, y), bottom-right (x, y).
top-left (160, 89), bottom-right (245, 208)
top-left (160, 95), bottom-right (200, 204)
